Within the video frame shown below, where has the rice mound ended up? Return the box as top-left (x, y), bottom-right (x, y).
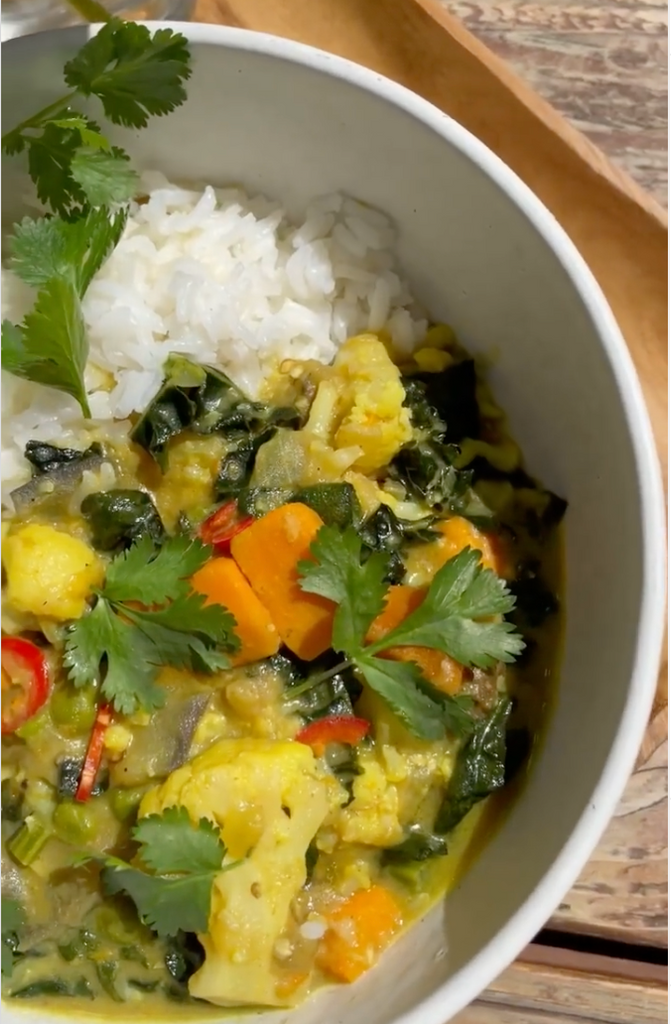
top-left (1, 172), bottom-right (428, 504)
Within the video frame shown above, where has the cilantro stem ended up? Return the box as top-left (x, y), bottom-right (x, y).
top-left (285, 660), bottom-right (353, 699)
top-left (1, 93), bottom-right (79, 146)
top-left (65, 0), bottom-right (113, 23)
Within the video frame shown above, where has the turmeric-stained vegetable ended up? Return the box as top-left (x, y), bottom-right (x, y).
top-left (191, 557), bottom-right (280, 666)
top-left (317, 885), bottom-right (403, 982)
top-left (231, 503), bottom-right (334, 661)
top-left (3, 524), bottom-right (104, 620)
top-left (366, 585), bottom-right (463, 695)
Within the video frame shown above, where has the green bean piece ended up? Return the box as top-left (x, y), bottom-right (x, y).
top-left (109, 786), bottom-right (146, 824)
top-left (120, 944), bottom-right (149, 967)
top-left (6, 816), bottom-right (50, 866)
top-left (52, 801), bottom-right (96, 846)
top-left (14, 708), bottom-right (50, 740)
top-left (128, 979), bottom-right (160, 993)
top-left (49, 684), bottom-right (97, 735)
top-left (58, 929), bottom-right (99, 962)
top-left (12, 977), bottom-right (93, 999)
top-left (95, 961), bottom-right (124, 1002)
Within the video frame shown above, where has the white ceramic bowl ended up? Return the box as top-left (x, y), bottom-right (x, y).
top-left (1, 22), bottom-right (666, 1024)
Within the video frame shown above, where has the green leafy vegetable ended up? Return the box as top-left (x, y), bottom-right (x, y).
top-left (81, 489), bottom-right (166, 552)
top-left (381, 825), bottom-right (448, 865)
top-left (95, 807), bottom-right (233, 937)
top-left (293, 484), bottom-right (362, 530)
top-left (357, 504), bottom-right (439, 584)
top-left (132, 355), bottom-right (300, 472)
top-left (404, 360), bottom-right (480, 443)
top-left (24, 440), bottom-right (103, 476)
top-left (1, 898), bottom-right (25, 978)
top-left (11, 978), bottom-right (94, 999)
top-left (509, 561), bottom-right (560, 630)
top-left (64, 535), bottom-right (239, 715)
top-left (435, 696), bottom-right (512, 834)
top-left (298, 526), bottom-right (522, 739)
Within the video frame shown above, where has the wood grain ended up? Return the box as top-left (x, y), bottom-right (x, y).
top-left (551, 740), bottom-right (668, 946)
top-left (456, 945), bottom-right (668, 1023)
top-left (442, 0), bottom-right (668, 207)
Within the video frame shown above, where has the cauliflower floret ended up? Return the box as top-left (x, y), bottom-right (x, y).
top-left (294, 334), bottom-right (411, 480)
top-left (335, 755), bottom-right (403, 847)
top-left (140, 739), bottom-right (330, 1008)
top-left (2, 524), bottom-right (103, 620)
top-left (332, 334), bottom-right (412, 472)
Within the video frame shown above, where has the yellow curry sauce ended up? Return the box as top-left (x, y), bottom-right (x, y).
top-left (1, 332), bottom-right (564, 1015)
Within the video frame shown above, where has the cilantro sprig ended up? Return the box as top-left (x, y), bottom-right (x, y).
top-left (64, 536), bottom-right (239, 715)
top-left (89, 807), bottom-right (237, 937)
top-left (1, 19), bottom-right (192, 416)
top-left (298, 527), bottom-right (524, 740)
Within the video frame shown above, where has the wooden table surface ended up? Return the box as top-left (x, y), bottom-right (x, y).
top-left (442, 0), bottom-right (668, 207)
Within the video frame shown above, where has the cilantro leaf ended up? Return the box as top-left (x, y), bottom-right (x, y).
top-left (134, 807), bottom-right (224, 874)
top-left (96, 808), bottom-right (232, 937)
top-left (122, 612), bottom-right (232, 675)
top-left (295, 527), bottom-right (523, 738)
top-left (355, 655), bottom-right (447, 740)
top-left (9, 207), bottom-right (127, 293)
top-left (1, 897), bottom-right (25, 978)
top-left (64, 536), bottom-right (238, 714)
top-left (70, 147), bottom-right (138, 207)
top-left (64, 21), bottom-right (192, 129)
top-left (26, 120), bottom-right (87, 215)
top-left (102, 867), bottom-right (215, 937)
top-left (103, 535), bottom-right (212, 605)
top-left (64, 600), bottom-right (166, 715)
top-left (2, 277), bottom-right (90, 417)
top-left (50, 114), bottom-right (112, 151)
top-left (298, 525), bottom-right (388, 653)
top-left (370, 547), bottom-right (525, 669)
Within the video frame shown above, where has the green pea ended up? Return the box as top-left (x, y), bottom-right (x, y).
top-left (53, 800), bottom-right (96, 845)
top-left (50, 685), bottom-right (97, 735)
top-left (109, 787), bottom-right (146, 824)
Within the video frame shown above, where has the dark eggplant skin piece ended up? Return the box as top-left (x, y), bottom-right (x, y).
top-left (10, 443), bottom-right (104, 513)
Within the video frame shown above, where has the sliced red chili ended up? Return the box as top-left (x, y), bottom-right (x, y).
top-left (295, 715), bottom-right (370, 756)
top-left (75, 703), bottom-right (113, 803)
top-left (199, 501), bottom-right (254, 555)
top-left (1, 637), bottom-right (50, 735)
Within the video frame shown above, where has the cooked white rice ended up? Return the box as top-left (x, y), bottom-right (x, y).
top-left (1, 172), bottom-right (428, 506)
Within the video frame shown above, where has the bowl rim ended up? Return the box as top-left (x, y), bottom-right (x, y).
top-left (3, 21), bottom-right (667, 1024)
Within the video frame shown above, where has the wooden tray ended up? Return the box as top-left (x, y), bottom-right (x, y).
top-left (194, 0), bottom-right (668, 762)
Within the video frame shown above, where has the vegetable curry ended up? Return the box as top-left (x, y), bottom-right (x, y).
top-left (1, 331), bottom-right (565, 1013)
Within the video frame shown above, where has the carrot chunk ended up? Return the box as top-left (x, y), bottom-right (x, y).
top-left (191, 556), bottom-right (280, 666)
top-left (231, 503), bottom-right (334, 661)
top-left (317, 885), bottom-right (403, 982)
